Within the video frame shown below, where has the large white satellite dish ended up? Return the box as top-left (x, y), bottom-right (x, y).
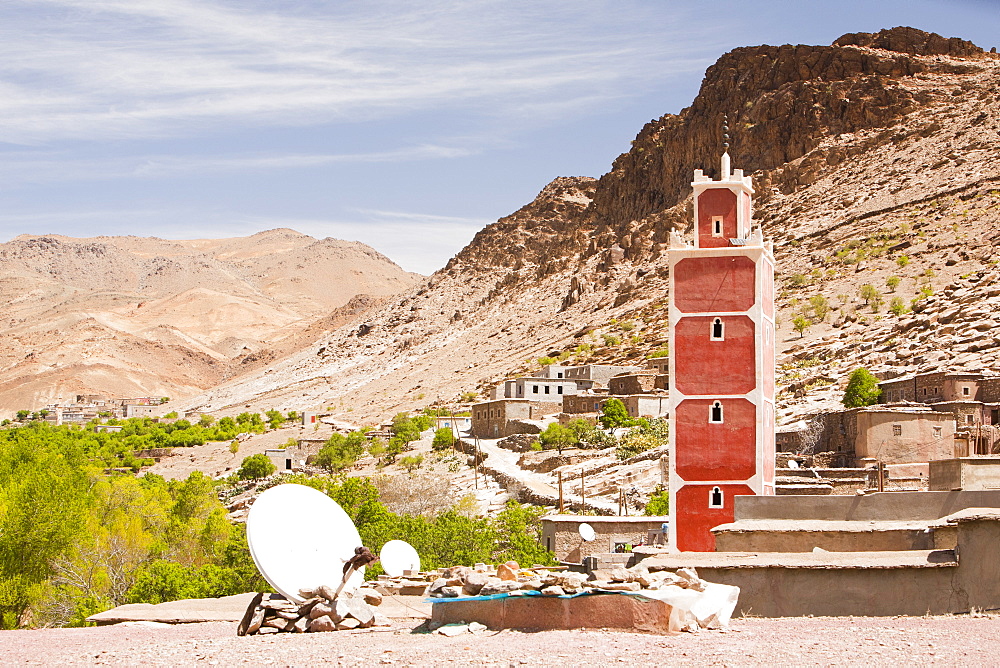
top-left (247, 483), bottom-right (366, 603)
top-left (380, 539), bottom-right (421, 577)
top-left (579, 522), bottom-right (596, 542)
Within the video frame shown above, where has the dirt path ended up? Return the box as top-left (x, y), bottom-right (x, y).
top-left (2, 615), bottom-right (999, 665)
top-left (473, 436), bottom-right (618, 513)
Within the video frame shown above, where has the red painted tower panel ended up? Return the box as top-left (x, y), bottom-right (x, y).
top-left (668, 153), bottom-right (776, 551)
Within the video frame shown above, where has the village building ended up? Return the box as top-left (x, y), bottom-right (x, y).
top-left (540, 515), bottom-right (671, 564)
top-left (563, 364), bottom-right (642, 386)
top-left (470, 399), bottom-right (559, 439)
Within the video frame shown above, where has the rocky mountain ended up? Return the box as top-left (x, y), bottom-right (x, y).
top-left (0, 230), bottom-right (420, 410)
top-left (181, 27), bottom-right (1000, 427)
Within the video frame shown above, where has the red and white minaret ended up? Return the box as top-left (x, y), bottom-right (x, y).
top-left (667, 125), bottom-right (776, 551)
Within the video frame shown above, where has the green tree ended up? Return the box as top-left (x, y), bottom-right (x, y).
top-left (197, 414), bottom-right (215, 428)
top-left (15, 410), bottom-right (28, 421)
top-left (229, 441), bottom-right (239, 455)
top-left (314, 432), bottom-right (367, 473)
top-left (599, 399), bottom-right (632, 429)
top-left (896, 254), bottom-right (910, 268)
top-left (889, 296), bottom-right (909, 317)
top-left (859, 284), bottom-right (879, 305)
top-left (399, 455), bottom-right (423, 473)
top-left (886, 275), bottom-right (901, 292)
top-left (842, 367), bottom-right (882, 408)
top-left (237, 454), bottom-right (275, 480)
top-left (538, 423), bottom-right (577, 454)
top-left (792, 315), bottom-right (811, 338)
top-left (431, 428), bottom-right (454, 451)
top-left (264, 410), bottom-right (285, 430)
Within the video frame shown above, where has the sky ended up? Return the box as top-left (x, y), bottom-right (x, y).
top-left (0, 1), bottom-right (998, 274)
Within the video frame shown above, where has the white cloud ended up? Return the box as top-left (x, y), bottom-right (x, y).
top-left (0, 144), bottom-right (477, 184)
top-left (0, 0), bottom-right (714, 143)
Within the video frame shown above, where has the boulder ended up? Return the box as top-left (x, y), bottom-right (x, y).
top-left (307, 616), bottom-right (336, 632)
top-left (462, 571), bottom-right (490, 596)
top-left (497, 563), bottom-right (519, 581)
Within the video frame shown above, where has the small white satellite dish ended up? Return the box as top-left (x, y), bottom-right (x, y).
top-left (380, 539), bottom-right (421, 577)
top-left (579, 522), bottom-right (596, 542)
top-left (247, 484), bottom-right (366, 603)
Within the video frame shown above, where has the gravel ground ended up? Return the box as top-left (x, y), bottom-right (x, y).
top-left (2, 615), bottom-right (1000, 666)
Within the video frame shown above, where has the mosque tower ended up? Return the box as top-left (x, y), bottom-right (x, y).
top-left (666, 119), bottom-right (776, 551)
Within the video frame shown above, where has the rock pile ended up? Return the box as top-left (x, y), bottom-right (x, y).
top-left (427, 560), bottom-right (711, 599)
top-left (237, 585), bottom-right (390, 635)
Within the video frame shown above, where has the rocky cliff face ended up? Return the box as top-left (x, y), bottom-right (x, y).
top-left (182, 28), bottom-right (1000, 426)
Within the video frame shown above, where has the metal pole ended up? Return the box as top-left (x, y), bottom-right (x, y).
top-left (558, 471), bottom-right (564, 513)
top-left (877, 460), bottom-right (884, 493)
top-left (581, 471), bottom-right (586, 509)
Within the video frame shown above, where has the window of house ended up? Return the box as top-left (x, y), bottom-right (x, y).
top-left (709, 401), bottom-right (723, 423)
top-left (557, 386), bottom-right (563, 394)
top-left (711, 215), bottom-right (723, 237)
top-left (934, 426), bottom-right (943, 438)
top-left (709, 486), bottom-right (724, 508)
top-left (285, 459), bottom-right (292, 470)
top-left (892, 424), bottom-right (902, 436)
top-left (967, 414), bottom-right (975, 425)
top-left (922, 388), bottom-right (927, 396)
top-left (533, 385), bottom-right (539, 394)
top-left (557, 372), bottom-right (563, 378)
top-left (711, 317), bottom-right (724, 341)
top-left (544, 386), bottom-right (550, 395)
top-left (594, 402), bottom-right (600, 411)
top-left (963, 387), bottom-right (971, 396)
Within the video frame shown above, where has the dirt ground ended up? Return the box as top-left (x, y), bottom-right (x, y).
top-left (2, 615), bottom-right (1000, 666)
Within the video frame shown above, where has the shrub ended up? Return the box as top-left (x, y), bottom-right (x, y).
top-left (896, 254), bottom-right (910, 268)
top-left (644, 486), bottom-right (669, 515)
top-left (886, 275), bottom-right (901, 292)
top-left (859, 284), bottom-right (879, 305)
top-left (646, 349), bottom-right (669, 359)
top-left (601, 334), bottom-right (621, 347)
top-left (315, 431), bottom-right (367, 472)
top-left (809, 295), bottom-right (830, 322)
top-left (431, 428), bottom-right (454, 451)
top-left (399, 455), bottom-right (423, 473)
top-left (889, 297), bottom-right (908, 316)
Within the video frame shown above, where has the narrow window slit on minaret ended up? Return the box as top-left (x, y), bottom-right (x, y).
top-left (711, 318), bottom-right (724, 340)
top-left (709, 401), bottom-right (723, 423)
top-left (709, 486), bottom-right (724, 508)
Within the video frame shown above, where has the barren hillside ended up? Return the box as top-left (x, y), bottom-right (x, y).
top-left (0, 229), bottom-right (420, 411)
top-left (180, 28), bottom-right (1000, 427)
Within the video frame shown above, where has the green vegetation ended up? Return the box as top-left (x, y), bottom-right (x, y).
top-left (792, 314), bottom-right (811, 338)
top-left (644, 485), bottom-right (669, 515)
top-left (0, 423), bottom-right (265, 628)
top-left (599, 399), bottom-right (633, 429)
top-left (601, 334), bottom-right (621, 347)
top-left (537, 356), bottom-right (556, 366)
top-left (842, 367), bottom-right (882, 408)
top-left (646, 348), bottom-right (669, 359)
top-left (279, 475), bottom-right (555, 578)
top-left (458, 392), bottom-right (479, 404)
top-left (886, 275), bottom-right (901, 292)
top-left (431, 428), bottom-right (455, 451)
top-left (616, 419), bottom-right (668, 461)
top-left (314, 431), bottom-right (368, 472)
top-left (789, 273), bottom-right (809, 287)
top-left (538, 423), bottom-right (576, 454)
top-left (896, 254), bottom-right (910, 268)
top-left (237, 453), bottom-right (275, 480)
top-left (809, 295), bottom-right (830, 322)
top-left (859, 284), bottom-right (879, 305)
top-left (889, 296), bottom-right (909, 317)
top-left (399, 455), bottom-right (424, 473)
top-left (264, 410), bottom-right (285, 430)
